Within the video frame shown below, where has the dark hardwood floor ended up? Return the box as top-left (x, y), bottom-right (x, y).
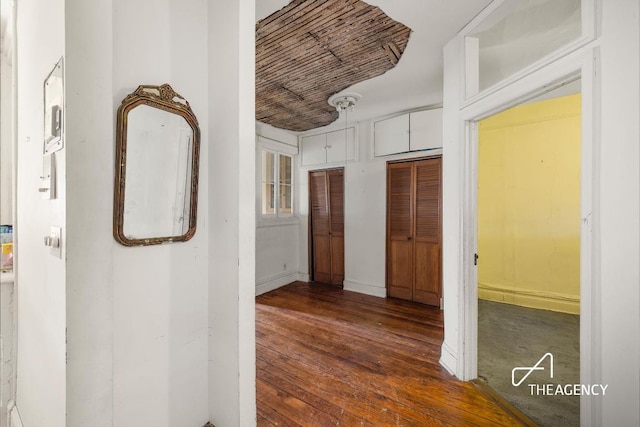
top-left (256, 282), bottom-right (524, 426)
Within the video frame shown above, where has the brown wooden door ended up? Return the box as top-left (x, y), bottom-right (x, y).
top-left (386, 158), bottom-right (442, 307)
top-left (413, 159), bottom-right (442, 306)
top-left (327, 169), bottom-right (345, 284)
top-left (310, 169), bottom-right (344, 285)
top-left (387, 162), bottom-right (414, 300)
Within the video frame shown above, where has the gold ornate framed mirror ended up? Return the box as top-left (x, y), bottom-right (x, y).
top-left (113, 84), bottom-right (200, 246)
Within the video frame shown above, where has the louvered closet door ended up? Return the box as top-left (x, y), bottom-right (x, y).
top-left (310, 171), bottom-right (332, 284)
top-left (413, 159), bottom-right (442, 306)
top-left (387, 162), bottom-right (414, 300)
top-left (327, 169), bottom-right (345, 285)
top-left (386, 158), bottom-right (442, 307)
top-left (310, 169), bottom-right (345, 286)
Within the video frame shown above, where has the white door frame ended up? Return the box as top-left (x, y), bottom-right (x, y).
top-left (455, 46), bottom-right (600, 425)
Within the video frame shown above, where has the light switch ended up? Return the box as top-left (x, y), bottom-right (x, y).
top-left (44, 226), bottom-right (62, 258)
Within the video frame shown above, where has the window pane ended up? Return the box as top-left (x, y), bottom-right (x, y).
top-left (470, 0), bottom-right (582, 92)
top-left (262, 183), bottom-right (275, 215)
top-left (279, 184), bottom-right (292, 215)
top-left (279, 155), bottom-right (292, 185)
top-left (262, 151), bottom-right (275, 183)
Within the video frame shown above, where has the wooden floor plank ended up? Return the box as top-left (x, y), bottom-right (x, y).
top-left (256, 282), bottom-right (526, 427)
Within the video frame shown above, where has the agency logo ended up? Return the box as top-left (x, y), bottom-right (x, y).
top-left (512, 352), bottom-right (608, 396)
top-left (512, 352), bottom-right (553, 387)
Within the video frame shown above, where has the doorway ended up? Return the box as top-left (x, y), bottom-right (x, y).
top-left (475, 86), bottom-right (581, 426)
top-left (308, 168), bottom-right (344, 285)
top-left (386, 157), bottom-right (442, 307)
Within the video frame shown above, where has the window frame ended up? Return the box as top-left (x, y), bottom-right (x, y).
top-left (257, 137), bottom-right (298, 225)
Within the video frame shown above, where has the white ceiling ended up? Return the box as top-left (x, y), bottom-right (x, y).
top-left (2, 1), bottom-right (497, 127)
top-left (257, 0), bottom-right (494, 129)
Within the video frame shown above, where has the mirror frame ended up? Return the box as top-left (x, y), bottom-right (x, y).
top-left (113, 84), bottom-right (201, 246)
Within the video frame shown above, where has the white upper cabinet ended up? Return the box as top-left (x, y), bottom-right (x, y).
top-left (374, 114), bottom-right (409, 157)
top-left (301, 126), bottom-right (356, 166)
top-left (301, 133), bottom-right (327, 166)
top-left (326, 127), bottom-right (355, 163)
top-left (409, 108), bottom-right (443, 151)
top-left (374, 108), bottom-right (442, 157)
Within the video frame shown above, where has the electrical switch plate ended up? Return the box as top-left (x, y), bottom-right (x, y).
top-left (40, 153), bottom-right (57, 199)
top-left (49, 226), bottom-right (62, 258)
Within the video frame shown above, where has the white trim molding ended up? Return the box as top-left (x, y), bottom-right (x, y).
top-left (439, 343), bottom-right (458, 376)
top-left (442, 4), bottom-right (603, 424)
top-left (256, 270), bottom-right (299, 296)
top-left (7, 402), bottom-right (23, 427)
top-left (343, 279), bottom-right (386, 298)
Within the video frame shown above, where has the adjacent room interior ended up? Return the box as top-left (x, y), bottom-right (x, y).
top-left (252, 0), bottom-right (590, 425)
top-left (476, 83), bottom-right (582, 426)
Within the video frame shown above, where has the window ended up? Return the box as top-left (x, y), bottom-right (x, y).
top-left (261, 150), bottom-right (293, 218)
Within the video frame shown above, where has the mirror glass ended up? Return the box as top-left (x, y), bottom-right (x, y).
top-left (114, 84), bottom-right (200, 246)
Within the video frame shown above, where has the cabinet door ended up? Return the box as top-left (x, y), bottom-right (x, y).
top-left (327, 169), bottom-right (345, 285)
top-left (301, 133), bottom-right (327, 166)
top-left (386, 162), bottom-right (414, 300)
top-left (374, 114), bottom-right (409, 157)
top-left (326, 127), bottom-right (355, 163)
top-left (413, 158), bottom-right (442, 306)
top-left (310, 169), bottom-right (345, 286)
top-left (409, 109), bottom-right (443, 151)
top-left (310, 171), bottom-right (332, 283)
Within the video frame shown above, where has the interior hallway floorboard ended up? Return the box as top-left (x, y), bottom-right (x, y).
top-left (256, 281), bottom-right (525, 426)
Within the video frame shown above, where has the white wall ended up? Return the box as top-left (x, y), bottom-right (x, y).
top-left (0, 275), bottom-right (15, 427)
top-left (597, 1), bottom-right (640, 424)
top-left (63, 3), bottom-right (113, 425)
top-left (256, 223), bottom-right (298, 293)
top-left (64, 0), bottom-right (210, 426)
top-left (208, 1), bottom-right (256, 425)
top-left (255, 123), bottom-right (300, 295)
top-left (0, 44), bottom-right (14, 426)
top-left (111, 1), bottom-right (209, 425)
top-left (16, 1), bottom-right (256, 426)
top-left (440, 35), bottom-right (465, 376)
top-left (15, 0), bottom-right (67, 425)
top-left (441, 0), bottom-right (640, 425)
top-left (297, 118), bottom-right (441, 297)
top-left (1, 54), bottom-right (12, 225)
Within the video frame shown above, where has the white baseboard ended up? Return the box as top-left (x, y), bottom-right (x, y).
top-left (297, 273), bottom-right (309, 282)
top-left (7, 402), bottom-right (23, 427)
top-left (343, 279), bottom-right (386, 298)
top-left (256, 270), bottom-right (298, 296)
top-left (439, 342), bottom-right (458, 376)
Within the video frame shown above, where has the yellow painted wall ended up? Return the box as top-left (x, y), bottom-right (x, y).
top-left (478, 94), bottom-right (581, 314)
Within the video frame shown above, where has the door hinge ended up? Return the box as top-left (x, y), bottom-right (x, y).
top-left (474, 253), bottom-right (479, 266)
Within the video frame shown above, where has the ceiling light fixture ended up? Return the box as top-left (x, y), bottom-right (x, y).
top-left (329, 92), bottom-right (362, 113)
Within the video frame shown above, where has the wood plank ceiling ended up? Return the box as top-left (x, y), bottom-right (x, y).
top-left (256, 0), bottom-right (412, 132)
